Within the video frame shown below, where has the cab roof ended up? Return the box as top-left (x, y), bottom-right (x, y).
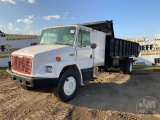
top-left (43, 20), bottom-right (115, 37)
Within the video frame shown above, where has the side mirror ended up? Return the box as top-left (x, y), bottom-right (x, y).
top-left (90, 43), bottom-right (97, 49)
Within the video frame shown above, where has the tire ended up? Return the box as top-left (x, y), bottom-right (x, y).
top-left (57, 69), bottom-right (80, 102)
top-left (120, 60), bottom-right (126, 74)
top-left (104, 66), bottom-right (111, 72)
top-left (125, 59), bottom-right (133, 74)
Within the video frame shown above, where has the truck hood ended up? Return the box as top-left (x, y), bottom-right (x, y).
top-left (11, 45), bottom-right (75, 77)
top-left (12, 45), bottom-right (73, 56)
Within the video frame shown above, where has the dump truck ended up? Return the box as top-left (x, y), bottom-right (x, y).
top-left (6, 20), bottom-right (140, 102)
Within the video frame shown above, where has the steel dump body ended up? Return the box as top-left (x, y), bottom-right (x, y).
top-left (105, 37), bottom-right (139, 58)
top-left (83, 20), bottom-right (140, 67)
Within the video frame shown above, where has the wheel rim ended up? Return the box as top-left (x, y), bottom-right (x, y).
top-left (129, 62), bottom-right (133, 72)
top-left (63, 76), bottom-right (76, 96)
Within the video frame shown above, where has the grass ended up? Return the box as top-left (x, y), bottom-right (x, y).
top-left (133, 65), bottom-right (160, 70)
top-left (0, 67), bottom-right (7, 73)
top-left (0, 68), bottom-right (8, 80)
top-left (0, 68), bottom-right (8, 79)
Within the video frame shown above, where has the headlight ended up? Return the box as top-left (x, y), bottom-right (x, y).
top-left (45, 66), bottom-right (52, 73)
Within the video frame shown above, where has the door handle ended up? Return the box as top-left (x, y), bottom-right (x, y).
top-left (69, 54), bottom-right (74, 56)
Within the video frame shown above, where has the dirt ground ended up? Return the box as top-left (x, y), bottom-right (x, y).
top-left (0, 69), bottom-right (160, 120)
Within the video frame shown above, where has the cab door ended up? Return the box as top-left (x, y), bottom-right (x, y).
top-left (76, 28), bottom-right (93, 69)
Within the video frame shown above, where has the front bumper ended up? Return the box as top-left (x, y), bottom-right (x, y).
top-left (6, 69), bottom-right (59, 88)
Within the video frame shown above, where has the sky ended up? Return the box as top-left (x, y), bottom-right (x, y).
top-left (0, 0), bottom-right (160, 38)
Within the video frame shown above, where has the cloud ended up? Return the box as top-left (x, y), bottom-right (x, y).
top-left (0, 24), bottom-right (6, 30)
top-left (7, 22), bottom-right (20, 32)
top-left (155, 32), bottom-right (160, 38)
top-left (17, 18), bottom-right (33, 25)
top-left (71, 18), bottom-right (75, 20)
top-left (0, 0), bottom-right (16, 4)
top-left (8, 23), bottom-right (14, 30)
top-left (1, 23), bottom-right (20, 33)
top-left (17, 15), bottom-right (34, 30)
top-left (0, 25), bottom-right (3, 29)
top-left (26, 29), bottom-right (41, 35)
top-left (28, 15), bottom-right (34, 19)
top-left (0, 0), bottom-right (36, 4)
top-left (43, 15), bottom-right (60, 21)
top-left (17, 15), bottom-right (34, 25)
top-left (62, 12), bottom-right (70, 19)
top-left (15, 28), bottom-right (20, 31)
top-left (43, 12), bottom-right (71, 21)
top-left (28, 0), bottom-right (36, 4)
top-left (64, 12), bottom-right (70, 17)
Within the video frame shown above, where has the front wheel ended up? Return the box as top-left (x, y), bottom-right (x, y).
top-left (57, 69), bottom-right (80, 102)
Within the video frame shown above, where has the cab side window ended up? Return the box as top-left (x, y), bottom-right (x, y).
top-left (78, 29), bottom-right (90, 47)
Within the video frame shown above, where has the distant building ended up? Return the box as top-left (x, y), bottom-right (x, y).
top-left (125, 38), bottom-right (160, 66)
top-left (0, 31), bottom-right (40, 67)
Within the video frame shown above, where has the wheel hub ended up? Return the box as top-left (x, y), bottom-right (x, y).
top-left (63, 76), bottom-right (76, 96)
top-left (130, 62), bottom-right (133, 72)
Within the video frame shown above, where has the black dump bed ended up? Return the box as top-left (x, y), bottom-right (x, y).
top-left (105, 37), bottom-right (139, 58)
top-left (82, 20), bottom-right (115, 38)
top-left (82, 20), bottom-right (140, 58)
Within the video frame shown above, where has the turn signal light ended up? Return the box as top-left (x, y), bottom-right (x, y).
top-left (56, 57), bottom-right (61, 62)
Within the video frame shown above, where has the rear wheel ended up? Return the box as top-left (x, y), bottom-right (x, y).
top-left (120, 60), bottom-right (126, 74)
top-left (57, 69), bottom-right (80, 102)
top-left (125, 59), bottom-right (133, 74)
top-left (104, 66), bottom-right (111, 72)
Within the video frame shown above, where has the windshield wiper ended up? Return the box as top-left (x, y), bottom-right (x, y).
top-left (39, 43), bottom-right (46, 45)
top-left (53, 42), bottom-right (72, 46)
top-left (62, 43), bottom-right (72, 46)
top-left (39, 42), bottom-right (72, 46)
top-left (51, 42), bottom-right (62, 45)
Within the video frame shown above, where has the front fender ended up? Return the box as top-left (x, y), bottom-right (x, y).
top-left (33, 60), bottom-right (83, 85)
top-left (52, 61), bottom-right (83, 85)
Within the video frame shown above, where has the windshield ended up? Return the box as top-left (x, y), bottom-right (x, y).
top-left (39, 27), bottom-right (76, 46)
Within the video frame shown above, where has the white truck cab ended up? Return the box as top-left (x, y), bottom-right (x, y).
top-left (7, 21), bottom-right (140, 102)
